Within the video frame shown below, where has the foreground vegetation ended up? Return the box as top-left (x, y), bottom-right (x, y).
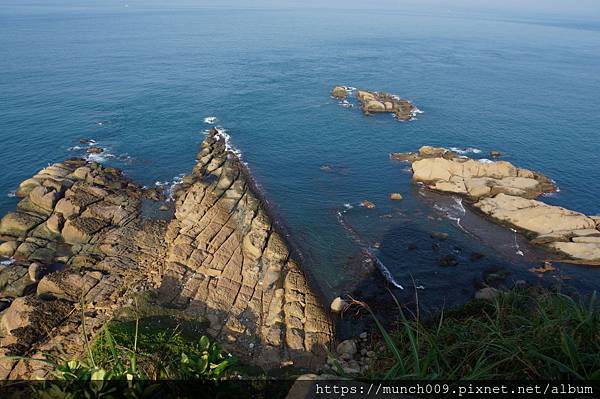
top-left (360, 287), bottom-right (600, 380)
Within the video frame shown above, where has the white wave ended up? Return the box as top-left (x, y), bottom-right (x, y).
top-left (449, 147), bottom-right (482, 155)
top-left (214, 127), bottom-right (242, 158)
top-left (370, 254), bottom-right (404, 290)
top-left (155, 174), bottom-right (185, 202)
top-left (85, 150), bottom-right (115, 163)
top-left (68, 145), bottom-right (83, 151)
top-left (7, 191), bottom-right (16, 198)
top-left (339, 99), bottom-right (353, 108)
top-left (0, 258), bottom-right (15, 266)
top-left (343, 203), bottom-right (354, 210)
top-left (478, 158), bottom-right (494, 164)
top-left (343, 86), bottom-right (356, 92)
top-left (204, 116), bottom-right (218, 124)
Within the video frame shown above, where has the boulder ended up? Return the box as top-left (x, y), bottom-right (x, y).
top-left (439, 254), bottom-right (458, 267)
top-left (28, 262), bottom-right (46, 282)
top-left (389, 193), bottom-right (403, 201)
top-left (1, 297), bottom-right (33, 334)
top-left (331, 86), bottom-right (348, 99)
top-left (360, 200), bottom-right (375, 209)
top-left (365, 100), bottom-right (386, 112)
top-left (549, 242), bottom-right (600, 262)
top-left (15, 178), bottom-right (41, 198)
top-left (475, 194), bottom-right (596, 236)
top-left (330, 297), bottom-right (349, 313)
top-left (0, 212), bottom-right (43, 237)
top-left (29, 186), bottom-right (60, 212)
top-left (0, 241), bottom-right (18, 257)
top-left (0, 265), bottom-right (35, 297)
top-left (336, 340), bottom-right (357, 357)
top-left (431, 231), bottom-right (449, 240)
top-left (87, 146), bottom-right (104, 154)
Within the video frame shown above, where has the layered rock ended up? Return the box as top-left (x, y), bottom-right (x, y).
top-left (0, 130), bottom-right (333, 378)
top-left (395, 146), bottom-right (600, 263)
top-left (0, 160), bottom-right (167, 378)
top-left (159, 128), bottom-right (333, 368)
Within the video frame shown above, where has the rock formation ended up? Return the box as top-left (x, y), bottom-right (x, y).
top-left (0, 129), bottom-right (333, 378)
top-left (356, 89), bottom-right (418, 121)
top-left (330, 86), bottom-right (419, 121)
top-left (394, 146), bottom-right (600, 263)
top-left (160, 128), bottom-right (333, 368)
top-left (331, 86), bottom-right (349, 99)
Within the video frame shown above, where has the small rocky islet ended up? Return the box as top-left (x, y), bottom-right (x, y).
top-left (331, 85), bottom-right (419, 121)
top-left (392, 146), bottom-right (600, 264)
top-left (0, 128), bottom-right (333, 378)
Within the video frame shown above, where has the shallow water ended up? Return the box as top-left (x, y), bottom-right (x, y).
top-left (1, 3), bottom-right (600, 309)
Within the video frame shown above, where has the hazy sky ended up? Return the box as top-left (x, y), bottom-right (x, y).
top-left (3, 0), bottom-right (600, 19)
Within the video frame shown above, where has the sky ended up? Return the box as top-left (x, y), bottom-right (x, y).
top-left (1, 0), bottom-right (600, 19)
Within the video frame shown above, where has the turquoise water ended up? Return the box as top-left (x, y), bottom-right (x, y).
top-left (2, 3), bottom-right (600, 307)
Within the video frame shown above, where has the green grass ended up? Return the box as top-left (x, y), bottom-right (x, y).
top-left (360, 287), bottom-right (600, 380)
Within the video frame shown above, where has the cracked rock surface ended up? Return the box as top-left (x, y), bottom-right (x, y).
top-left (0, 129), bottom-right (333, 378)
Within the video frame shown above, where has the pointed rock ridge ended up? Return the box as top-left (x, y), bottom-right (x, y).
top-left (160, 127), bottom-right (334, 369)
top-left (394, 146), bottom-right (600, 264)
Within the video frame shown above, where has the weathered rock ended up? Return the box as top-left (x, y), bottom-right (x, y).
top-left (62, 217), bottom-right (109, 244)
top-left (29, 186), bottom-right (60, 212)
top-left (0, 212), bottom-right (43, 238)
top-left (0, 241), bottom-right (18, 257)
top-left (1, 297), bottom-right (33, 334)
top-left (28, 262), bottom-right (45, 282)
top-left (490, 150), bottom-right (502, 158)
top-left (475, 194), bottom-right (596, 236)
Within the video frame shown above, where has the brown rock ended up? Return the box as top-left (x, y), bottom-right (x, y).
top-left (361, 200), bottom-right (375, 209)
top-left (389, 193), bottom-right (403, 201)
top-left (1, 297), bottom-right (34, 334)
top-left (0, 241), bottom-right (18, 257)
top-left (331, 86), bottom-right (348, 99)
top-left (0, 212), bottom-right (43, 237)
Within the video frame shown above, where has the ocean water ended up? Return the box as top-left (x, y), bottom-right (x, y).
top-left (2, 3), bottom-right (600, 309)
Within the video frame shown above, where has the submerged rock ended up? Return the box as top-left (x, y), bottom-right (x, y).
top-left (361, 200), bottom-right (376, 209)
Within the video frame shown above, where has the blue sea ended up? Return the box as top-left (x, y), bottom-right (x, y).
top-left (1, 2), bottom-right (600, 309)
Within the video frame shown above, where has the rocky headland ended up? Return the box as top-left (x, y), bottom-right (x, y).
top-left (0, 128), bottom-right (333, 378)
top-left (331, 86), bottom-right (419, 121)
top-left (393, 146), bottom-right (600, 263)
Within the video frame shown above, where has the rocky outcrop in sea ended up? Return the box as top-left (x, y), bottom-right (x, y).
top-left (331, 86), bottom-right (419, 121)
top-left (393, 146), bottom-right (600, 263)
top-left (0, 128), bottom-right (333, 378)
